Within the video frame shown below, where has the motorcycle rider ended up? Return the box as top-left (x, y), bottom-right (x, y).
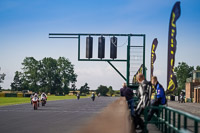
top-left (135, 73), bottom-right (152, 116)
top-left (41, 92), bottom-right (47, 101)
top-left (91, 92), bottom-right (95, 101)
top-left (77, 93), bottom-right (80, 100)
top-left (34, 93), bottom-right (40, 107)
top-left (98, 93), bottom-right (101, 97)
top-left (41, 92), bottom-right (47, 105)
top-left (32, 93), bottom-right (39, 109)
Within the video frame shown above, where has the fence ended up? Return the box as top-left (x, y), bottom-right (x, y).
top-left (144, 105), bottom-right (200, 133)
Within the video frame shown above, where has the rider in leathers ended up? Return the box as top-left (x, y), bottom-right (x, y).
top-left (41, 92), bottom-right (47, 100)
top-left (134, 73), bottom-right (152, 131)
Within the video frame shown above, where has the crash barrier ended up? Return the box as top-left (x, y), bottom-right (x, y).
top-left (0, 92), bottom-right (5, 97)
top-left (17, 93), bottom-right (23, 97)
top-left (5, 93), bottom-right (17, 97)
top-left (144, 105), bottom-right (200, 133)
top-left (74, 97), bottom-right (133, 133)
top-left (0, 92), bottom-right (30, 97)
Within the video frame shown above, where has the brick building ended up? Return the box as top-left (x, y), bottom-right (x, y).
top-left (194, 85), bottom-right (200, 103)
top-left (185, 70), bottom-right (200, 102)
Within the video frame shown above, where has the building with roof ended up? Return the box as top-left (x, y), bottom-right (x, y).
top-left (185, 70), bottom-right (200, 102)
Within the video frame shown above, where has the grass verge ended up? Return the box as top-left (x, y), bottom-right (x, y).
top-left (0, 95), bottom-right (89, 106)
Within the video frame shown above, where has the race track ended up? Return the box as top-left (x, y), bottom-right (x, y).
top-left (0, 97), bottom-right (117, 133)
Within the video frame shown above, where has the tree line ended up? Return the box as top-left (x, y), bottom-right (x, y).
top-left (79, 83), bottom-right (115, 96)
top-left (11, 57), bottom-right (77, 94)
top-left (1, 57), bottom-right (115, 96)
top-left (2, 58), bottom-right (198, 95)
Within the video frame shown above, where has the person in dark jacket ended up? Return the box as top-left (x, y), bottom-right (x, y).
top-left (147, 76), bottom-right (166, 121)
top-left (120, 83), bottom-right (134, 117)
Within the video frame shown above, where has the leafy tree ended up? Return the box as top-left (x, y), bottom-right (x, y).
top-left (22, 57), bottom-right (40, 92)
top-left (11, 71), bottom-right (23, 91)
top-left (11, 71), bottom-right (29, 91)
top-left (108, 86), bottom-right (114, 96)
top-left (96, 85), bottom-right (109, 96)
top-left (196, 66), bottom-right (200, 71)
top-left (57, 57), bottom-right (77, 85)
top-left (174, 62), bottom-right (194, 93)
top-left (63, 84), bottom-right (70, 94)
top-left (79, 83), bottom-right (90, 94)
top-left (40, 57), bottom-right (60, 94)
top-left (11, 57), bottom-right (77, 94)
top-left (0, 67), bottom-right (6, 90)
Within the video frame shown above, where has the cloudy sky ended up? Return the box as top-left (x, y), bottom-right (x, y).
top-left (0, 0), bottom-right (200, 90)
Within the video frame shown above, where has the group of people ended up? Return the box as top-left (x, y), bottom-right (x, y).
top-left (120, 73), bottom-right (166, 132)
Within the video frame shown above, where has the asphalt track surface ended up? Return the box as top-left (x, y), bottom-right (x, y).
top-left (0, 97), bottom-right (118, 133)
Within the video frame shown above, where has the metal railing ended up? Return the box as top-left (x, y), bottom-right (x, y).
top-left (144, 105), bottom-right (200, 133)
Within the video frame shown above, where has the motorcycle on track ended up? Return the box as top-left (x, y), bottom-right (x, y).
top-left (77, 93), bottom-right (80, 100)
top-left (41, 97), bottom-right (47, 106)
top-left (32, 96), bottom-right (39, 110)
top-left (91, 92), bottom-right (95, 101)
top-left (41, 93), bottom-right (47, 106)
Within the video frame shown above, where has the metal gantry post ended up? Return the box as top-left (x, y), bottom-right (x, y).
top-left (143, 35), bottom-right (146, 78)
top-left (78, 35), bottom-right (80, 60)
top-left (126, 35), bottom-right (131, 86)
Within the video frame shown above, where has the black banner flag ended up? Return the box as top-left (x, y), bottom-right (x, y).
top-left (132, 64), bottom-right (143, 83)
top-left (167, 2), bottom-right (181, 93)
top-left (150, 38), bottom-right (158, 79)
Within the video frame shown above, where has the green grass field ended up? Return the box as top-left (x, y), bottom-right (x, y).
top-left (0, 95), bottom-right (89, 106)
